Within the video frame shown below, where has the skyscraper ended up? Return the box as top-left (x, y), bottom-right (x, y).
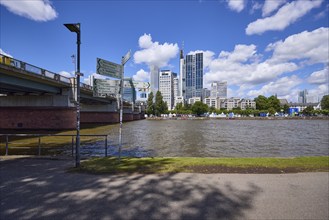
top-left (159, 70), bottom-right (177, 110)
top-left (298, 89), bottom-right (308, 103)
top-left (150, 65), bottom-right (159, 94)
top-left (185, 52), bottom-right (203, 100)
top-left (179, 50), bottom-right (185, 98)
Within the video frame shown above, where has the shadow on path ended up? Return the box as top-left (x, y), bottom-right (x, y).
top-left (0, 158), bottom-right (261, 220)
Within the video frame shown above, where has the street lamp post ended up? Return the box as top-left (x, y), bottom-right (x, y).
top-left (64, 23), bottom-right (81, 168)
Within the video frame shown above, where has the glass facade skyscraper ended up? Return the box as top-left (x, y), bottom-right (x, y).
top-left (185, 53), bottom-right (203, 100)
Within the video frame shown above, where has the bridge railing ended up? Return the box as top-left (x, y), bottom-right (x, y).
top-left (0, 54), bottom-right (92, 90)
top-left (0, 134), bottom-right (109, 158)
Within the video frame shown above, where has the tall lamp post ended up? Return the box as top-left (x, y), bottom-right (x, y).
top-left (64, 23), bottom-right (81, 168)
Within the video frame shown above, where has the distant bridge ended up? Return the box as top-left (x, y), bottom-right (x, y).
top-left (0, 55), bottom-right (144, 130)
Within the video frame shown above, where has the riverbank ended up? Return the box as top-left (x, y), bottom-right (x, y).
top-left (147, 116), bottom-right (329, 120)
top-left (74, 156), bottom-right (329, 174)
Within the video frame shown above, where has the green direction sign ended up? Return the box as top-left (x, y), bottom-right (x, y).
top-left (96, 58), bottom-right (123, 79)
top-left (93, 78), bottom-right (120, 97)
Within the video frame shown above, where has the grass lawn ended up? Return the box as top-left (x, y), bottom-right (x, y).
top-left (75, 156), bottom-right (329, 174)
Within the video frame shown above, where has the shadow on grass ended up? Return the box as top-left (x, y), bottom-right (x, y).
top-left (0, 157), bottom-right (261, 220)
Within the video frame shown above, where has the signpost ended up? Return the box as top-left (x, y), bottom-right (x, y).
top-left (118, 50), bottom-right (131, 161)
top-left (95, 51), bottom-right (131, 161)
top-left (93, 78), bottom-right (120, 97)
top-left (96, 58), bottom-right (123, 79)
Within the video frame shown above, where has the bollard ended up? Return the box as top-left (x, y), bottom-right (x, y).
top-left (5, 135), bottom-right (8, 156)
top-left (38, 136), bottom-right (41, 156)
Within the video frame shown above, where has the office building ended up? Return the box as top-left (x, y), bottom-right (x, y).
top-left (150, 65), bottom-right (159, 94)
top-left (122, 78), bottom-right (136, 103)
top-left (179, 50), bottom-right (185, 99)
top-left (185, 52), bottom-right (203, 100)
top-left (202, 88), bottom-right (210, 99)
top-left (159, 70), bottom-right (177, 110)
top-left (298, 89), bottom-right (308, 104)
top-left (210, 81), bottom-right (227, 98)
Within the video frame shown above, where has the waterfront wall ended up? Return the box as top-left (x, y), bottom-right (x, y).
top-left (0, 107), bottom-right (145, 130)
top-left (0, 107), bottom-right (76, 130)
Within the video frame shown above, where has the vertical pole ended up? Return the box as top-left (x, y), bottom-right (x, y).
top-left (76, 24), bottom-right (81, 168)
top-left (38, 136), bottom-right (41, 156)
top-left (71, 136), bottom-right (74, 157)
top-left (105, 136), bottom-right (108, 157)
top-left (5, 135), bottom-right (8, 156)
top-left (118, 61), bottom-right (124, 162)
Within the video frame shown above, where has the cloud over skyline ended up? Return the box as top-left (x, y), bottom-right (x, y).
top-left (246, 0), bottom-right (323, 35)
top-left (133, 34), bottom-right (179, 68)
top-left (0, 0), bottom-right (58, 22)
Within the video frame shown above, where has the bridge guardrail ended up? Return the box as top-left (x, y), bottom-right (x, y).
top-left (0, 134), bottom-right (109, 157)
top-left (0, 54), bottom-right (92, 90)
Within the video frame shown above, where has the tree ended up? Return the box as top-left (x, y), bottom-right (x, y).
top-left (302, 106), bottom-right (314, 116)
top-left (321, 95), bottom-right (329, 110)
top-left (283, 104), bottom-right (290, 114)
top-left (155, 91), bottom-right (167, 116)
top-left (191, 101), bottom-right (208, 116)
top-left (268, 107), bottom-right (276, 116)
top-left (146, 92), bottom-right (154, 116)
top-left (254, 95), bottom-right (269, 110)
top-left (268, 95), bottom-right (281, 111)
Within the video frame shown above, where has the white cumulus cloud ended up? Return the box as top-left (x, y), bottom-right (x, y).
top-left (227, 0), bottom-right (245, 12)
top-left (247, 75), bottom-right (302, 98)
top-left (132, 69), bottom-right (150, 82)
top-left (307, 67), bottom-right (329, 85)
top-left (262, 0), bottom-right (286, 17)
top-left (0, 0), bottom-right (58, 22)
top-left (246, 0), bottom-right (323, 35)
top-left (0, 48), bottom-right (13, 57)
top-left (204, 44), bottom-right (298, 86)
top-left (134, 33), bottom-right (179, 68)
top-left (267, 27), bottom-right (329, 64)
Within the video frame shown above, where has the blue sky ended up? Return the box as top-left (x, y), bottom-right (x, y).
top-left (1, 0), bottom-right (328, 102)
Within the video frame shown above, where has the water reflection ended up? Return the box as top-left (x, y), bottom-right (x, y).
top-left (64, 119), bottom-right (329, 157)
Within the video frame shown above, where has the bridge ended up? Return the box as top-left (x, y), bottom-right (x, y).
top-left (0, 55), bottom-right (145, 130)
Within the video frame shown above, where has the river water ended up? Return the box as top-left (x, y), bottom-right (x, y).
top-left (78, 119), bottom-right (329, 158)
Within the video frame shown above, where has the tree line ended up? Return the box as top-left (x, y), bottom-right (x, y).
top-left (146, 92), bottom-right (329, 117)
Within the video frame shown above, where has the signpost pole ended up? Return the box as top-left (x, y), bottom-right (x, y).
top-left (118, 64), bottom-right (123, 162)
top-left (118, 50), bottom-right (131, 162)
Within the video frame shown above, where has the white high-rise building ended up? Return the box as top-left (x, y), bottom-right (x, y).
top-left (211, 81), bottom-right (227, 98)
top-left (159, 70), bottom-right (177, 110)
top-left (173, 77), bottom-right (179, 109)
top-left (179, 50), bottom-right (185, 98)
top-left (150, 65), bottom-right (159, 94)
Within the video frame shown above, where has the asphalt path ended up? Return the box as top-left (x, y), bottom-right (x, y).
top-left (0, 157), bottom-right (328, 220)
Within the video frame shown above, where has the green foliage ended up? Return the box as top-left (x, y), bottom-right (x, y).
top-left (146, 92), bottom-right (154, 116)
top-left (321, 95), bottom-right (329, 110)
top-left (254, 95), bottom-right (281, 111)
top-left (154, 91), bottom-right (167, 116)
top-left (254, 95), bottom-right (268, 110)
top-left (302, 106), bottom-right (314, 116)
top-left (191, 101), bottom-right (208, 116)
top-left (268, 95), bottom-right (281, 111)
top-left (268, 107), bottom-right (276, 115)
top-left (283, 104), bottom-right (290, 114)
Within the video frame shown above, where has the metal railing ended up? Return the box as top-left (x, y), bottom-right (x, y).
top-left (0, 134), bottom-right (109, 157)
top-left (0, 54), bottom-right (92, 90)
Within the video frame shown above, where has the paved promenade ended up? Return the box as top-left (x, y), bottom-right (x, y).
top-left (0, 157), bottom-right (328, 220)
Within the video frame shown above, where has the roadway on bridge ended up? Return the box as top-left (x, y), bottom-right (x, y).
top-left (0, 157), bottom-right (328, 220)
